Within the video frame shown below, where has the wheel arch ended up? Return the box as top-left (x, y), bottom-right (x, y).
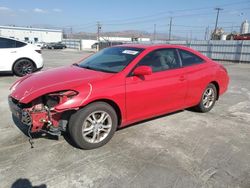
top-left (210, 81), bottom-right (220, 100)
top-left (12, 57), bottom-right (37, 72)
top-left (84, 99), bottom-right (122, 127)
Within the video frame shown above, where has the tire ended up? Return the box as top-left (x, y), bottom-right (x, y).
top-left (68, 102), bottom-right (118, 149)
top-left (194, 83), bottom-right (217, 113)
top-left (13, 59), bottom-right (35, 77)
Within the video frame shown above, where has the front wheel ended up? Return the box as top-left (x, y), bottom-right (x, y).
top-left (194, 83), bottom-right (217, 113)
top-left (68, 102), bottom-right (118, 149)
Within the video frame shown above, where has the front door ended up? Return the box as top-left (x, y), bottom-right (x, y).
top-left (125, 48), bottom-right (187, 123)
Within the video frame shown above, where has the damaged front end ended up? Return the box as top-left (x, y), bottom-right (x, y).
top-left (9, 90), bottom-right (79, 136)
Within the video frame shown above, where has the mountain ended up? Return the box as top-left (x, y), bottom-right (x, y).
top-left (65, 30), bottom-right (185, 41)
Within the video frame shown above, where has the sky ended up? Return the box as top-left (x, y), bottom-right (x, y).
top-left (0, 0), bottom-right (249, 39)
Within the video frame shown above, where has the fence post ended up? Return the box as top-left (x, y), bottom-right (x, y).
top-left (239, 40), bottom-right (244, 63)
top-left (207, 40), bottom-right (212, 59)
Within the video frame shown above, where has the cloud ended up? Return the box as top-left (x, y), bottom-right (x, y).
top-left (33, 8), bottom-right (47, 13)
top-left (52, 8), bottom-right (62, 13)
top-left (19, 9), bottom-right (27, 13)
top-left (0, 6), bottom-right (11, 11)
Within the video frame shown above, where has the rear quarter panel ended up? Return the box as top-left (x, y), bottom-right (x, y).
top-left (184, 61), bottom-right (218, 108)
top-left (215, 64), bottom-right (229, 96)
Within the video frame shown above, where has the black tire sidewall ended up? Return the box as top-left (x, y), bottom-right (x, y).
top-left (69, 102), bottom-right (118, 149)
top-left (13, 59), bottom-right (35, 77)
top-left (197, 84), bottom-right (217, 112)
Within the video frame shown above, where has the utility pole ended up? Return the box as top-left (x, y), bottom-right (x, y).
top-left (70, 27), bottom-right (73, 38)
top-left (97, 21), bottom-right (101, 51)
top-left (231, 23), bottom-right (234, 33)
top-left (213, 8), bottom-right (223, 39)
top-left (169, 17), bottom-right (172, 41)
top-left (153, 24), bottom-right (156, 42)
top-left (204, 26), bottom-right (209, 40)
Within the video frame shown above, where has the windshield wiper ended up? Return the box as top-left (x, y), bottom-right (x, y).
top-left (97, 69), bottom-right (117, 73)
top-left (72, 63), bottom-right (80, 67)
top-left (81, 65), bottom-right (95, 70)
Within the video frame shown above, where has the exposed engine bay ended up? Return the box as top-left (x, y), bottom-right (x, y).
top-left (9, 90), bottom-right (78, 147)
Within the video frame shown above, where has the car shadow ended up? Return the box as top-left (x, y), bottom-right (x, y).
top-left (117, 110), bottom-right (184, 131)
top-left (12, 109), bottom-right (190, 149)
top-left (0, 72), bottom-right (13, 77)
top-left (61, 131), bottom-right (81, 149)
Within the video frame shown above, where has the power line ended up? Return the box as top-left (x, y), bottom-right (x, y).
top-left (59, 6), bottom-right (250, 31)
top-left (100, 0), bottom-right (250, 24)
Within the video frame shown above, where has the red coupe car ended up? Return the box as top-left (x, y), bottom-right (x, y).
top-left (8, 44), bottom-right (229, 149)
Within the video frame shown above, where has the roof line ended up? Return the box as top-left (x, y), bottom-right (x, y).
top-left (0, 25), bottom-right (62, 32)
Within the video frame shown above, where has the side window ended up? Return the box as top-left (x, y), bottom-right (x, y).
top-left (0, 38), bottom-right (16, 48)
top-left (16, 41), bottom-right (27, 48)
top-left (179, 49), bottom-right (204, 67)
top-left (137, 49), bottom-right (180, 72)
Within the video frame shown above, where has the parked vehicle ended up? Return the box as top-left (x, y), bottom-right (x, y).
top-left (0, 36), bottom-right (43, 76)
top-left (47, 42), bottom-right (67, 49)
top-left (34, 42), bottom-right (47, 49)
top-left (8, 45), bottom-right (229, 149)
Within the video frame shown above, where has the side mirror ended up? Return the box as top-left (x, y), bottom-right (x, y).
top-left (133, 66), bottom-right (152, 76)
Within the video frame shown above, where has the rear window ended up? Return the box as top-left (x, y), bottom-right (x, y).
top-left (179, 49), bottom-right (204, 67)
top-left (0, 37), bottom-right (26, 48)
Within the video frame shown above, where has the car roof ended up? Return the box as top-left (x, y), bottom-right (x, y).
top-left (116, 44), bottom-right (211, 61)
top-left (0, 36), bottom-right (28, 44)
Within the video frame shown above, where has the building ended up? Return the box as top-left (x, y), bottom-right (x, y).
top-left (0, 25), bottom-right (62, 43)
top-left (240, 20), bottom-right (249, 34)
top-left (76, 36), bottom-right (151, 50)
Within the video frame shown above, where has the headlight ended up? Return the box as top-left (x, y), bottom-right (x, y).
top-left (44, 90), bottom-right (78, 108)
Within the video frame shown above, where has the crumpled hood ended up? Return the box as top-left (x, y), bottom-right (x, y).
top-left (10, 65), bottom-right (113, 103)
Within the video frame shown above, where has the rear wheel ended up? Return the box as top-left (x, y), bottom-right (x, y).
top-left (13, 59), bottom-right (35, 77)
top-left (68, 102), bottom-right (118, 149)
top-left (195, 83), bottom-right (217, 112)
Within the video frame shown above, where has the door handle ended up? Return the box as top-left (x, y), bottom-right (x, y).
top-left (179, 75), bottom-right (186, 81)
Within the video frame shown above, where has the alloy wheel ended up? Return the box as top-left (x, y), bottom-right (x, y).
top-left (15, 60), bottom-right (34, 75)
top-left (82, 111), bottom-right (112, 144)
top-left (202, 88), bottom-right (215, 109)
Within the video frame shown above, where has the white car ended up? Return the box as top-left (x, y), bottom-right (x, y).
top-left (0, 36), bottom-right (43, 76)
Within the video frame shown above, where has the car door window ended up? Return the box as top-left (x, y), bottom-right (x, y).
top-left (179, 49), bottom-right (204, 67)
top-left (0, 38), bottom-right (16, 48)
top-left (16, 41), bottom-right (26, 48)
top-left (137, 48), bottom-right (180, 72)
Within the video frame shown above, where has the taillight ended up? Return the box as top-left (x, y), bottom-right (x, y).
top-left (35, 50), bottom-right (41, 54)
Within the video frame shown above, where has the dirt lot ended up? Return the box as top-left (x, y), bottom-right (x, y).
top-left (0, 49), bottom-right (250, 188)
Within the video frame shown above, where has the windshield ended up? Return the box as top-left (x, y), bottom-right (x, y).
top-left (78, 47), bottom-right (144, 73)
